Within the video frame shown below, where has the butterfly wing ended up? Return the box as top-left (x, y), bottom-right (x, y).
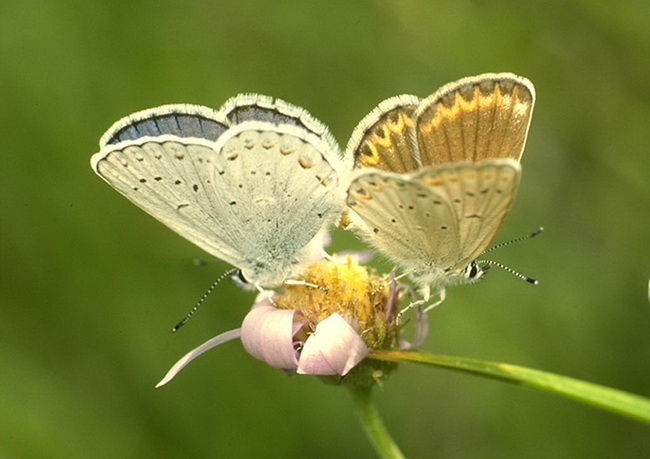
top-left (346, 169), bottom-right (460, 270)
top-left (92, 97), bottom-right (344, 287)
top-left (100, 104), bottom-right (229, 146)
top-left (222, 93), bottom-right (337, 142)
top-left (414, 73), bottom-right (535, 166)
top-left (207, 121), bottom-right (343, 286)
top-left (347, 95), bottom-right (422, 173)
top-left (344, 75), bottom-right (530, 291)
top-left (93, 136), bottom-right (245, 261)
top-left (101, 94), bottom-right (342, 165)
top-left (346, 74), bottom-right (534, 176)
top-left (346, 159), bottom-right (520, 274)
top-left (414, 159), bottom-right (522, 271)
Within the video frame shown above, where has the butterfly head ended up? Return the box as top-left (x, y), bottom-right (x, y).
top-left (459, 260), bottom-right (490, 285)
top-left (229, 269), bottom-right (259, 291)
top-left (409, 260), bottom-right (490, 292)
top-left (231, 262), bottom-right (293, 290)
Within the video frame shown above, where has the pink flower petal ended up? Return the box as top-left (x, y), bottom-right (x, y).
top-left (297, 313), bottom-right (368, 376)
top-left (240, 300), bottom-right (299, 370)
top-left (156, 328), bottom-right (242, 388)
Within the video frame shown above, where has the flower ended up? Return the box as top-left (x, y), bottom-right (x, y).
top-left (241, 299), bottom-right (369, 375)
top-left (156, 255), bottom-right (428, 388)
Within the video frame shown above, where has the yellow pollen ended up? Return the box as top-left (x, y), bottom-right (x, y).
top-left (275, 257), bottom-right (400, 349)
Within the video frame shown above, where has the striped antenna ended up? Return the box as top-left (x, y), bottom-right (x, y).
top-left (480, 227), bottom-right (544, 256)
top-left (476, 227), bottom-right (543, 285)
top-left (477, 259), bottom-right (538, 285)
top-left (172, 268), bottom-right (238, 333)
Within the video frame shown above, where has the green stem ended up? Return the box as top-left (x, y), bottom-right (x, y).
top-left (349, 387), bottom-right (406, 459)
top-left (369, 350), bottom-right (650, 424)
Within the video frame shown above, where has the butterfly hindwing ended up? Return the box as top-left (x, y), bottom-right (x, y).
top-left (347, 95), bottom-right (422, 173)
top-left (100, 104), bottom-right (229, 146)
top-left (346, 73), bottom-right (535, 174)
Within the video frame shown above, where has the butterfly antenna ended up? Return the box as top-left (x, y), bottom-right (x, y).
top-left (480, 227), bottom-right (544, 256)
top-left (477, 259), bottom-right (538, 285)
top-left (172, 268), bottom-right (238, 333)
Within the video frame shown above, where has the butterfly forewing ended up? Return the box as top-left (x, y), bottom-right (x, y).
top-left (346, 170), bottom-right (460, 269)
top-left (413, 159), bottom-right (521, 271)
top-left (222, 94), bottom-right (337, 147)
top-left (93, 138), bottom-right (242, 263)
top-left (415, 73), bottom-right (535, 166)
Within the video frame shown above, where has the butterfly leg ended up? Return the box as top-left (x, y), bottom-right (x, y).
top-left (283, 278), bottom-right (328, 292)
top-left (397, 287), bottom-right (447, 322)
top-left (422, 288), bottom-right (447, 314)
top-left (395, 281), bottom-right (429, 323)
top-left (396, 299), bottom-right (425, 324)
top-left (254, 285), bottom-right (279, 307)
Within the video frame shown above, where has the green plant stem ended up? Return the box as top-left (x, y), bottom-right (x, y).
top-left (349, 387), bottom-right (406, 459)
top-left (369, 350), bottom-right (650, 424)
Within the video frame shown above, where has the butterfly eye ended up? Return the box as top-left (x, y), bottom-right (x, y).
top-left (228, 269), bottom-right (257, 292)
top-left (235, 269), bottom-right (249, 284)
top-left (463, 261), bottom-right (488, 282)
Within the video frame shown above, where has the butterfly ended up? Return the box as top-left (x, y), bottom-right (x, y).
top-left (343, 73), bottom-right (536, 307)
top-left (91, 94), bottom-right (347, 290)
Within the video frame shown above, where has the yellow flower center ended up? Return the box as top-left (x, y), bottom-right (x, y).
top-left (275, 256), bottom-right (401, 350)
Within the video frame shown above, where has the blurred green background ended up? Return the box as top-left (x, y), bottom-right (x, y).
top-left (1, 0), bottom-right (648, 457)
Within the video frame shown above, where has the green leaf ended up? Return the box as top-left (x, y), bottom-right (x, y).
top-left (369, 350), bottom-right (650, 423)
